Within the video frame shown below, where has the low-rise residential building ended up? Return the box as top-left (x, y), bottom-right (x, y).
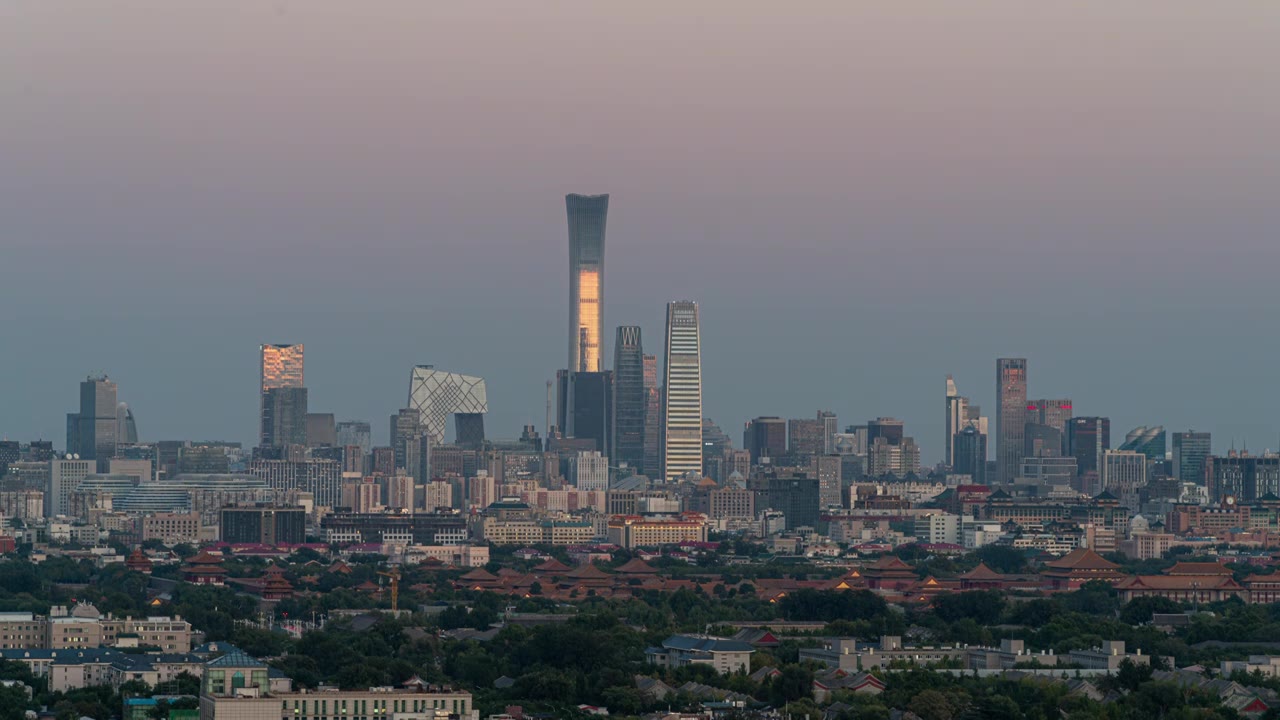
top-left (646, 635), bottom-right (753, 674)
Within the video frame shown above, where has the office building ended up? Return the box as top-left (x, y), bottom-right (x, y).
top-left (1024, 423), bottom-right (1064, 459)
top-left (305, 413), bottom-right (336, 447)
top-left (1027, 399), bottom-right (1073, 434)
top-left (220, 505), bottom-right (306, 545)
top-left (953, 426), bottom-right (987, 484)
top-left (48, 457), bottom-right (93, 517)
top-left (662, 301), bottom-right (703, 481)
top-left (247, 458), bottom-right (343, 509)
top-left (566, 193), bottom-right (608, 373)
top-left (570, 450), bottom-right (609, 492)
top-left (811, 454), bottom-right (843, 508)
top-left (819, 410), bottom-right (839, 455)
top-left (390, 408), bottom-right (422, 472)
top-left (788, 416), bottom-right (827, 458)
top-left (406, 365), bottom-right (488, 445)
top-left (944, 376), bottom-right (987, 467)
top-left (1068, 417), bottom-right (1111, 479)
top-left (748, 472), bottom-right (820, 531)
top-left (1102, 450), bottom-right (1148, 507)
top-left (744, 417), bottom-right (787, 464)
top-left (67, 375), bottom-right (118, 470)
top-left (1207, 454), bottom-right (1280, 504)
top-left (1173, 431), bottom-right (1212, 483)
top-left (335, 421), bottom-right (372, 456)
top-left (642, 353), bottom-right (662, 477)
top-left (612, 325), bottom-right (647, 473)
top-left (866, 417), bottom-right (905, 447)
top-left (259, 344), bottom-right (304, 447)
top-left (261, 387), bottom-right (308, 448)
top-left (995, 358), bottom-right (1028, 484)
top-left (115, 403), bottom-right (138, 445)
top-left (1119, 426), bottom-right (1166, 460)
top-left (867, 436), bottom-right (922, 478)
top-left (557, 369), bottom-right (614, 456)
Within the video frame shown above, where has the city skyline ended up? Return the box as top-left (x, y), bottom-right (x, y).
top-left (5, 3), bottom-right (1280, 460)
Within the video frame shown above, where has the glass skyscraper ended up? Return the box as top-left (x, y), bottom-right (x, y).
top-left (566, 194), bottom-right (608, 373)
top-left (995, 358), bottom-right (1028, 484)
top-left (663, 301), bottom-right (702, 481)
top-left (260, 344), bottom-right (305, 447)
top-left (1172, 430), bottom-right (1212, 484)
top-left (612, 326), bottom-right (646, 474)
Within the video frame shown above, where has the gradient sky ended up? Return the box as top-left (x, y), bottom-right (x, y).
top-left (3, 2), bottom-right (1279, 462)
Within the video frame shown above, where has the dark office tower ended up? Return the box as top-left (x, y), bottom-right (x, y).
top-left (557, 370), bottom-right (614, 456)
top-left (116, 403), bottom-right (138, 444)
top-left (995, 358), bottom-right (1028, 484)
top-left (1067, 416), bottom-right (1111, 479)
top-left (70, 375), bottom-right (118, 470)
top-left (566, 193), bottom-right (608, 373)
top-left (788, 417), bottom-right (826, 458)
top-left (306, 413), bottom-right (337, 447)
top-left (1023, 424), bottom-right (1064, 459)
top-left (28, 441), bottom-right (55, 462)
top-left (945, 376), bottom-right (986, 467)
top-left (612, 326), bottom-right (646, 473)
top-left (390, 408), bottom-right (423, 471)
top-left (744, 417), bottom-right (787, 464)
top-left (0, 441), bottom-right (18, 477)
top-left (259, 344), bottom-right (304, 447)
top-left (662, 301), bottom-right (703, 481)
top-left (866, 418), bottom-right (905, 447)
top-left (1172, 431), bottom-right (1212, 484)
top-left (262, 387), bottom-right (307, 448)
top-left (953, 426), bottom-right (987, 484)
top-left (1207, 454), bottom-right (1280, 503)
top-left (1120, 426), bottom-right (1167, 461)
top-left (642, 354), bottom-right (661, 477)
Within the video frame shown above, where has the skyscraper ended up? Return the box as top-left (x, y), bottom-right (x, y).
top-left (336, 421), bottom-right (372, 456)
top-left (1172, 431), bottom-right (1212, 484)
top-left (612, 326), bottom-right (646, 474)
top-left (662, 301), bottom-right (702, 481)
top-left (557, 370), bottom-right (613, 457)
top-left (995, 358), bottom-right (1028, 484)
top-left (945, 376), bottom-right (988, 468)
top-left (953, 426), bottom-right (987, 484)
top-left (67, 375), bottom-right (118, 470)
top-left (262, 387), bottom-right (308, 448)
top-left (642, 354), bottom-right (661, 476)
top-left (406, 366), bottom-right (489, 444)
top-left (819, 411), bottom-right (839, 455)
top-left (1067, 416), bottom-right (1111, 481)
top-left (744, 417), bottom-right (787, 464)
top-left (1119, 426), bottom-right (1167, 460)
top-left (259, 344), bottom-right (305, 447)
top-left (566, 193), bottom-right (608, 373)
top-left (116, 402), bottom-right (138, 445)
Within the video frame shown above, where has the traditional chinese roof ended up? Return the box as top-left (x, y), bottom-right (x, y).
top-left (566, 563), bottom-right (612, 580)
top-left (1114, 575), bottom-right (1243, 591)
top-left (1043, 547), bottom-right (1120, 572)
top-left (533, 558), bottom-right (571, 573)
top-left (615, 558), bottom-right (659, 575)
top-left (459, 568), bottom-right (500, 582)
top-left (1164, 562), bottom-right (1233, 576)
top-left (959, 563), bottom-right (1007, 581)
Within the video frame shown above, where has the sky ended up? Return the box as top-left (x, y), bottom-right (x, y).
top-left (3, 2), bottom-right (1280, 462)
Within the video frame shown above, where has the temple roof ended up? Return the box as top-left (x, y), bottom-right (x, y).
top-left (959, 562), bottom-right (1006, 581)
top-left (1043, 547), bottom-right (1121, 572)
top-left (1164, 562), bottom-right (1233, 576)
top-left (615, 558), bottom-right (659, 574)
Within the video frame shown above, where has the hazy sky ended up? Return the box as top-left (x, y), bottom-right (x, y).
top-left (3, 2), bottom-right (1279, 461)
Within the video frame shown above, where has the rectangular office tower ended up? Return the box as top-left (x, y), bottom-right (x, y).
top-left (259, 344), bottom-right (305, 447)
top-left (1172, 431), bottom-right (1211, 484)
top-left (557, 370), bottom-right (613, 457)
top-left (566, 193), bottom-right (608, 373)
top-left (68, 375), bottom-right (118, 470)
top-left (663, 301), bottom-right (703, 481)
top-left (612, 326), bottom-right (647, 474)
top-left (995, 358), bottom-right (1028, 484)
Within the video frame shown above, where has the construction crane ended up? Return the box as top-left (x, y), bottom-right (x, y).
top-left (376, 568), bottom-right (402, 613)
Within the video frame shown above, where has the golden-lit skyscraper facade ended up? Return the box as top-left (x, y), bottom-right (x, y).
top-left (260, 344), bottom-right (305, 446)
top-left (566, 194), bottom-right (608, 373)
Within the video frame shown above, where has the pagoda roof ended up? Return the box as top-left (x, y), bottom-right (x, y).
top-left (1094, 491), bottom-right (1118, 501)
top-left (186, 550), bottom-right (225, 566)
top-left (615, 558), bottom-right (659, 574)
top-left (1043, 547), bottom-right (1120, 572)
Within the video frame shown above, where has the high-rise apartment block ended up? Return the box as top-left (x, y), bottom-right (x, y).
top-left (995, 358), bottom-right (1028, 484)
top-left (662, 301), bottom-right (703, 481)
top-left (259, 344), bottom-right (305, 447)
top-left (612, 326), bottom-right (647, 474)
top-left (47, 457), bottom-right (93, 517)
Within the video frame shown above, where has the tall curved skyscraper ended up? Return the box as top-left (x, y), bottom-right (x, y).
top-left (566, 194), bottom-right (608, 373)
